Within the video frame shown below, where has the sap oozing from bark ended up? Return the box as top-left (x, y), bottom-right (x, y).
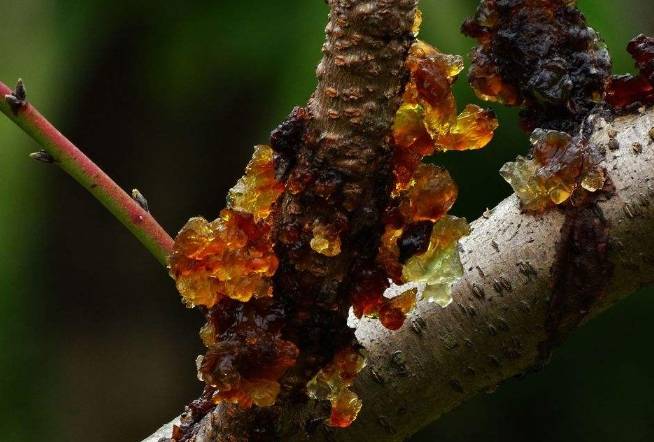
top-left (167, 3), bottom-right (501, 438)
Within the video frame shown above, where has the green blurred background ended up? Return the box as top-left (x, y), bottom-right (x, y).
top-left (0, 1), bottom-right (652, 441)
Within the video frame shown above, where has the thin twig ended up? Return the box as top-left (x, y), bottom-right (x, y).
top-left (0, 79), bottom-right (174, 266)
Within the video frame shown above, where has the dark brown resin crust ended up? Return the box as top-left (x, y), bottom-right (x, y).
top-left (272, 0), bottom-right (418, 414)
top-left (607, 34), bottom-right (654, 111)
top-left (542, 121), bottom-right (616, 353)
top-left (540, 185), bottom-right (614, 361)
top-left (462, 0), bottom-right (612, 133)
top-left (462, 1), bottom-right (616, 364)
top-left (170, 1), bottom-right (420, 440)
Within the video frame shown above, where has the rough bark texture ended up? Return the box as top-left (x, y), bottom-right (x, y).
top-left (269, 0), bottom-right (418, 380)
top-left (334, 109), bottom-right (654, 441)
top-left (146, 107), bottom-right (654, 442)
top-left (166, 1), bottom-right (420, 440)
top-left (144, 0), bottom-right (654, 440)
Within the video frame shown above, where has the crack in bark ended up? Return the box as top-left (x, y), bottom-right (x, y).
top-left (542, 194), bottom-right (613, 359)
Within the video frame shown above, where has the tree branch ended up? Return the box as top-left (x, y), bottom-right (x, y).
top-left (140, 0), bottom-right (654, 437)
top-left (144, 106), bottom-right (654, 442)
top-left (0, 80), bottom-right (174, 266)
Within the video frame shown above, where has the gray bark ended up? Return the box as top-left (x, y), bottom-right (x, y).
top-left (144, 107), bottom-right (654, 441)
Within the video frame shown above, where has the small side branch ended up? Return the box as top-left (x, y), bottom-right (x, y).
top-left (0, 79), bottom-right (174, 266)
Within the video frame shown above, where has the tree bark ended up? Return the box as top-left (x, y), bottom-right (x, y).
top-left (143, 0), bottom-right (654, 439)
top-left (145, 106), bottom-right (654, 442)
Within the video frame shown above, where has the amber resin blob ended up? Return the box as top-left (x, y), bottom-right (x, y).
top-left (306, 348), bottom-right (367, 428)
top-left (607, 34), bottom-right (654, 109)
top-left (168, 9), bottom-right (498, 435)
top-left (392, 40), bottom-right (498, 191)
top-left (460, 1), bottom-right (626, 213)
top-left (500, 33), bottom-right (654, 214)
top-left (368, 34), bottom-right (497, 324)
top-left (499, 129), bottom-right (606, 212)
top-left (169, 144), bottom-right (293, 413)
top-left (170, 145), bottom-right (282, 308)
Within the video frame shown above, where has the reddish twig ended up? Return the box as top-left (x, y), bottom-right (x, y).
top-left (0, 79), bottom-right (174, 266)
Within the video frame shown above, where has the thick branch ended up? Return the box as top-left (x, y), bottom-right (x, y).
top-left (145, 108), bottom-right (654, 441)
top-left (337, 109), bottom-right (654, 441)
top-left (0, 80), bottom-right (174, 265)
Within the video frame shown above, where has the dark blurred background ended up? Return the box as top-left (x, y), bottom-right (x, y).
top-left (0, 1), bottom-right (652, 441)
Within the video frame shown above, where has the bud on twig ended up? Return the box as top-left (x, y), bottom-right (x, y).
top-left (131, 188), bottom-right (150, 212)
top-left (29, 149), bottom-right (55, 163)
top-left (5, 78), bottom-right (27, 114)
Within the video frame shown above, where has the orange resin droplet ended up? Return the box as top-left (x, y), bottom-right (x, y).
top-left (329, 389), bottom-right (362, 428)
top-left (377, 225), bottom-right (404, 284)
top-left (405, 42), bottom-right (462, 136)
top-left (467, 53), bottom-right (521, 105)
top-left (408, 40), bottom-right (465, 82)
top-left (500, 129), bottom-right (605, 212)
top-left (391, 40), bottom-right (497, 193)
top-left (170, 210), bottom-right (278, 307)
top-left (170, 137), bottom-right (294, 415)
top-left (350, 268), bottom-right (389, 319)
top-left (436, 104), bottom-right (498, 151)
top-left (310, 222), bottom-right (342, 257)
top-left (379, 288), bottom-right (418, 330)
top-left (398, 164), bottom-right (458, 223)
top-left (228, 144), bottom-right (285, 221)
top-left (381, 38), bottom-right (496, 322)
top-left (306, 348), bottom-right (366, 428)
top-left (606, 34), bottom-right (654, 109)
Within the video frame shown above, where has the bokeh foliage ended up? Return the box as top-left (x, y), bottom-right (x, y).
top-left (0, 1), bottom-right (652, 441)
